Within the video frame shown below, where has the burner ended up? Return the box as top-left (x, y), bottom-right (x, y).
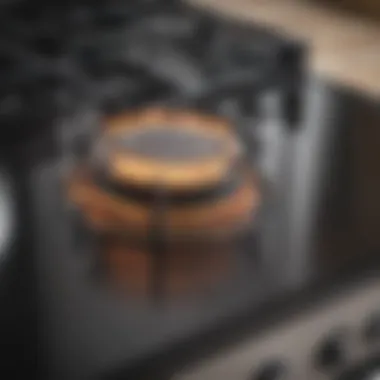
top-left (68, 108), bottom-right (260, 297)
top-left (99, 109), bottom-right (242, 192)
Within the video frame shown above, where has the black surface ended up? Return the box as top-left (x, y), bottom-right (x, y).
top-left (315, 330), bottom-right (347, 370)
top-left (0, 0), bottom-right (305, 126)
top-left (0, 163), bottom-right (39, 377)
top-left (0, 134), bottom-right (61, 379)
top-left (97, 168), bottom-right (242, 207)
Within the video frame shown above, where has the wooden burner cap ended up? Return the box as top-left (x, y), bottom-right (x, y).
top-left (69, 108), bottom-right (260, 239)
top-left (95, 108), bottom-right (242, 193)
top-left (68, 108), bottom-right (261, 297)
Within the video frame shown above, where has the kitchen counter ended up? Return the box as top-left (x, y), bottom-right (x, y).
top-left (190, 0), bottom-right (380, 97)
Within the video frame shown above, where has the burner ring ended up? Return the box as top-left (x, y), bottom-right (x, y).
top-left (94, 108), bottom-right (242, 192)
top-left (68, 166), bottom-right (259, 240)
top-left (67, 107), bottom-right (260, 297)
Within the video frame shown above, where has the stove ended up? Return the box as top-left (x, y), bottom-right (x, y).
top-left (0, 1), bottom-right (379, 380)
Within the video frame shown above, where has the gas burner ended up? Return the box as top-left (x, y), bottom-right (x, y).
top-left (68, 108), bottom-right (260, 297)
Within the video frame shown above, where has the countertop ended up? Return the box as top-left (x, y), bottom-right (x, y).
top-left (190, 0), bottom-right (380, 97)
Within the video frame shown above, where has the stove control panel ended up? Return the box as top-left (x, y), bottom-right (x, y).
top-left (174, 277), bottom-right (380, 380)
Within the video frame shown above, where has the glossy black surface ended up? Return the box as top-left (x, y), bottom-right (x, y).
top-left (0, 23), bottom-right (95, 379)
top-left (31, 78), bottom-right (380, 379)
top-left (0, 163), bottom-right (38, 376)
top-left (0, 135), bottom-right (60, 379)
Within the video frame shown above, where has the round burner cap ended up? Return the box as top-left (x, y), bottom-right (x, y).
top-left (113, 126), bottom-right (226, 162)
top-left (96, 108), bottom-right (242, 192)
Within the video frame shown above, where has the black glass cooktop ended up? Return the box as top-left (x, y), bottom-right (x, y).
top-left (29, 77), bottom-right (380, 379)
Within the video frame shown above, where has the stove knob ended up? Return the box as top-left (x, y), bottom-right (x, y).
top-left (315, 332), bottom-right (345, 370)
top-left (337, 358), bottom-right (380, 380)
top-left (251, 361), bottom-right (287, 380)
top-left (364, 312), bottom-right (380, 343)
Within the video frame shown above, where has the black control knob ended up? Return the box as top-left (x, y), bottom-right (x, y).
top-left (364, 312), bottom-right (380, 343)
top-left (337, 357), bottom-right (380, 380)
top-left (251, 361), bottom-right (287, 380)
top-left (315, 331), bottom-right (345, 370)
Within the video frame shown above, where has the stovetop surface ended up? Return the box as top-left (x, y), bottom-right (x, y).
top-left (30, 76), bottom-right (380, 379)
